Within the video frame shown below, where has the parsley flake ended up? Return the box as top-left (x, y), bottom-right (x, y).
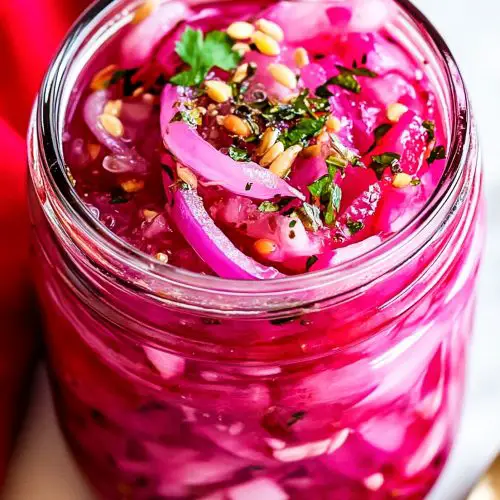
top-left (346, 219), bottom-right (364, 235)
top-left (316, 64), bottom-right (377, 96)
top-left (370, 152), bottom-right (401, 179)
top-left (258, 201), bottom-right (280, 213)
top-left (287, 411), bottom-right (307, 427)
top-left (306, 255), bottom-right (319, 272)
top-left (228, 146), bottom-right (250, 162)
top-left (281, 117), bottom-right (326, 148)
top-left (422, 120), bottom-right (436, 143)
top-left (428, 145), bottom-right (446, 164)
top-left (171, 28), bottom-right (241, 87)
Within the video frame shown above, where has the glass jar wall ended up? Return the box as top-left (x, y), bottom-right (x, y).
top-left (28, 0), bottom-right (484, 498)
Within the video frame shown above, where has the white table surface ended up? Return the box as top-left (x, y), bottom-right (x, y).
top-left (4, 1), bottom-right (500, 498)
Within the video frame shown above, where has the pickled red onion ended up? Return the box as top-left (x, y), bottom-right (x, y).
top-left (120, 1), bottom-right (192, 69)
top-left (83, 90), bottom-right (148, 173)
top-left (163, 173), bottom-right (283, 280)
top-left (160, 85), bottom-right (305, 201)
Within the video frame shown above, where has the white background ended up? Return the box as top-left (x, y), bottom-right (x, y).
top-left (3, 1), bottom-right (500, 498)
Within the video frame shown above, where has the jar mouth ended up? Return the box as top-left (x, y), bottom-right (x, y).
top-left (33, 0), bottom-right (473, 308)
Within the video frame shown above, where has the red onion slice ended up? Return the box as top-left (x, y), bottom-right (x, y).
top-left (163, 172), bottom-right (283, 280)
top-left (160, 85), bottom-right (305, 201)
top-left (83, 90), bottom-right (148, 174)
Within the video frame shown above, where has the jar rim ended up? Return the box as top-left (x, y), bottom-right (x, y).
top-left (32, 0), bottom-right (475, 310)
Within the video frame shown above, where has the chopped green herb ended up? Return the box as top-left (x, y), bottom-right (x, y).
top-left (107, 68), bottom-right (141, 96)
top-left (258, 201), bottom-right (280, 212)
top-left (329, 134), bottom-right (364, 167)
top-left (422, 120), bottom-right (436, 143)
top-left (306, 255), bottom-right (319, 271)
top-left (289, 219), bottom-right (297, 228)
top-left (287, 411), bottom-right (307, 427)
top-left (307, 162), bottom-right (342, 226)
top-left (245, 182), bottom-right (253, 191)
top-left (308, 175), bottom-right (331, 198)
top-left (370, 152), bottom-right (401, 179)
top-left (326, 154), bottom-right (348, 171)
top-left (374, 123), bottom-right (392, 141)
top-left (110, 189), bottom-right (129, 204)
top-left (172, 108), bottom-right (203, 128)
top-left (281, 117), bottom-right (326, 148)
top-left (346, 219), bottom-right (364, 235)
top-left (336, 64), bottom-right (378, 78)
top-left (171, 28), bottom-right (241, 87)
top-left (325, 184), bottom-right (342, 226)
top-left (428, 145), bottom-right (446, 164)
top-left (316, 64), bottom-right (377, 96)
top-left (410, 178), bottom-right (422, 186)
top-left (297, 203), bottom-right (323, 232)
top-left (228, 146), bottom-right (251, 162)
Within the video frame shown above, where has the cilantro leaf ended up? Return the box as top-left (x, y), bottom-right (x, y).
top-left (325, 184), bottom-right (342, 226)
top-left (171, 28), bottom-right (241, 87)
top-left (228, 146), bottom-right (250, 162)
top-left (281, 117), bottom-right (326, 148)
top-left (428, 145), bottom-right (446, 164)
top-left (203, 31), bottom-right (241, 71)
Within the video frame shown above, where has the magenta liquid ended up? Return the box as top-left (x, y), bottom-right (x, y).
top-left (29, 0), bottom-right (484, 498)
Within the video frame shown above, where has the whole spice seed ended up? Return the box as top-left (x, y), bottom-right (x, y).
top-left (99, 114), bottom-right (125, 138)
top-left (268, 63), bottom-right (297, 90)
top-left (232, 42), bottom-right (251, 56)
top-left (90, 64), bottom-right (118, 91)
top-left (232, 63), bottom-right (249, 84)
top-left (252, 31), bottom-right (281, 57)
top-left (326, 116), bottom-right (342, 133)
top-left (269, 145), bottom-right (303, 177)
top-left (87, 143), bottom-right (101, 161)
top-left (121, 179), bottom-right (145, 193)
top-left (386, 102), bottom-right (408, 123)
top-left (392, 172), bottom-right (412, 188)
top-left (143, 209), bottom-right (159, 222)
top-left (103, 99), bottom-right (122, 117)
top-left (255, 18), bottom-right (285, 42)
top-left (177, 165), bottom-right (198, 189)
top-left (302, 144), bottom-right (322, 158)
top-left (260, 142), bottom-right (285, 167)
top-left (255, 128), bottom-right (280, 156)
top-left (294, 47), bottom-right (310, 69)
top-left (132, 86), bottom-right (145, 97)
top-left (223, 115), bottom-right (252, 137)
top-left (205, 80), bottom-right (233, 103)
top-left (155, 252), bottom-right (169, 263)
top-left (132, 0), bottom-right (159, 24)
top-left (227, 21), bottom-right (255, 40)
top-left (254, 239), bottom-right (277, 255)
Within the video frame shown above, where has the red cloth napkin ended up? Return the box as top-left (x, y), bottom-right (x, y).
top-left (0, 0), bottom-right (89, 480)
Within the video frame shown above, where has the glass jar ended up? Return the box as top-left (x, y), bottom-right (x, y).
top-left (28, 0), bottom-right (484, 498)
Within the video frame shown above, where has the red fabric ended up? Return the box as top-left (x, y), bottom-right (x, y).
top-left (0, 0), bottom-right (90, 480)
